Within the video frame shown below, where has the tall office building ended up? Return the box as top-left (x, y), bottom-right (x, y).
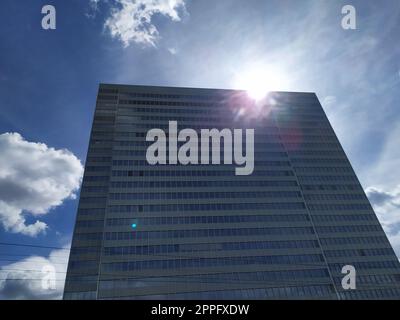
top-left (64, 84), bottom-right (400, 300)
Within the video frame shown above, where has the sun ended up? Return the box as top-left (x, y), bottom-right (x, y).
top-left (233, 63), bottom-right (291, 101)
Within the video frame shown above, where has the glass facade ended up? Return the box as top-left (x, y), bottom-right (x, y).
top-left (63, 84), bottom-right (400, 300)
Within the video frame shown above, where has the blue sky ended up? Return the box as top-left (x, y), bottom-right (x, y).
top-left (0, 0), bottom-right (399, 299)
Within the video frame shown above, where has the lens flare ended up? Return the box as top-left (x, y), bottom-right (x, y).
top-left (233, 63), bottom-right (290, 101)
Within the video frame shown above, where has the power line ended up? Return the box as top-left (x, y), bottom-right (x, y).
top-left (0, 241), bottom-right (334, 266)
top-left (2, 265), bottom-right (400, 290)
top-left (0, 258), bottom-right (335, 273)
top-left (0, 268), bottom-right (68, 274)
top-left (1, 241), bottom-right (398, 281)
top-left (1, 277), bottom-right (400, 292)
top-left (2, 264), bottom-right (399, 284)
top-left (0, 241), bottom-right (355, 266)
top-left (0, 259), bottom-right (68, 265)
top-left (0, 254), bottom-right (334, 266)
top-left (0, 253), bottom-right (68, 259)
top-left (0, 242), bottom-right (70, 251)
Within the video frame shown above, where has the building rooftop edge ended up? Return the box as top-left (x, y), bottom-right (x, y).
top-left (98, 83), bottom-right (317, 95)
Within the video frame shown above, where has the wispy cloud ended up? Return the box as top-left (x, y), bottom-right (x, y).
top-left (86, 0), bottom-right (101, 18)
top-left (167, 47), bottom-right (178, 55)
top-left (93, 0), bottom-right (187, 47)
top-left (366, 186), bottom-right (400, 256)
top-left (365, 123), bottom-right (400, 189)
top-left (320, 96), bottom-right (337, 108)
top-left (0, 133), bottom-right (83, 236)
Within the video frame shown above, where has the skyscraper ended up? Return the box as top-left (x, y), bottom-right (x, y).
top-left (64, 84), bottom-right (400, 300)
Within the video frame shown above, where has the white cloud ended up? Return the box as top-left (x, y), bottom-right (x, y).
top-left (366, 186), bottom-right (400, 258)
top-left (0, 133), bottom-right (83, 237)
top-left (102, 0), bottom-right (186, 47)
top-left (0, 246), bottom-right (70, 300)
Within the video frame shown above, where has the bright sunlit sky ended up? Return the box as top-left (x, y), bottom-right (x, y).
top-left (0, 0), bottom-right (400, 299)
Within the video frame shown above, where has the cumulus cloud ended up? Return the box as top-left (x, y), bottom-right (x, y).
top-left (0, 133), bottom-right (83, 237)
top-left (98, 0), bottom-right (186, 47)
top-left (366, 186), bottom-right (400, 257)
top-left (0, 246), bottom-right (70, 300)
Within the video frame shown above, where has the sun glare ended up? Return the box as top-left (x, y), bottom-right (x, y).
top-left (234, 64), bottom-right (290, 101)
